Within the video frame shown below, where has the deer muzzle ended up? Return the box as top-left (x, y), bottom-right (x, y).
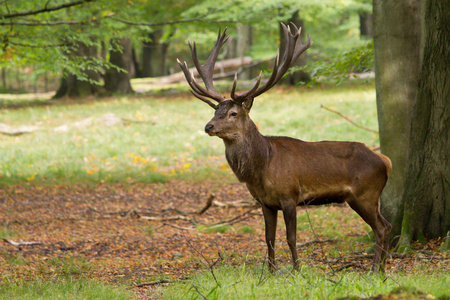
top-left (205, 123), bottom-right (216, 136)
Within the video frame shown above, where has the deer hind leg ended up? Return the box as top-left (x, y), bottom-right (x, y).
top-left (282, 202), bottom-right (299, 271)
top-left (262, 204), bottom-right (278, 272)
top-left (347, 195), bottom-right (391, 273)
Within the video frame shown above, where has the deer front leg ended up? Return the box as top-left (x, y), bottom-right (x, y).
top-left (261, 204), bottom-right (278, 272)
top-left (282, 202), bottom-right (299, 271)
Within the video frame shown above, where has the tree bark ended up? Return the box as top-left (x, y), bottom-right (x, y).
top-left (373, 0), bottom-right (422, 236)
top-left (359, 12), bottom-right (373, 39)
top-left (225, 24), bottom-right (253, 80)
top-left (53, 41), bottom-right (104, 98)
top-left (104, 38), bottom-right (134, 94)
top-left (397, 0), bottom-right (450, 251)
top-left (280, 10), bottom-right (310, 85)
top-left (141, 29), bottom-right (170, 77)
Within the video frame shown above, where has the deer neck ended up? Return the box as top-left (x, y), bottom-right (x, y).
top-left (223, 119), bottom-right (270, 184)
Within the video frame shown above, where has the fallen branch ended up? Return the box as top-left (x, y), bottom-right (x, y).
top-left (155, 57), bottom-right (253, 84)
top-left (122, 208), bottom-right (140, 219)
top-left (0, 123), bottom-right (41, 136)
top-left (3, 238), bottom-right (42, 246)
top-left (213, 199), bottom-right (257, 208)
top-left (209, 207), bottom-right (258, 227)
top-left (334, 262), bottom-right (367, 272)
top-left (163, 222), bottom-right (195, 231)
top-left (320, 104), bottom-right (379, 134)
top-left (197, 194), bottom-right (215, 215)
top-left (140, 215), bottom-right (193, 222)
top-left (297, 238), bottom-right (337, 248)
top-left (134, 279), bottom-right (174, 288)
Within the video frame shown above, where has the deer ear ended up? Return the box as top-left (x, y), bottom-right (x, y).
top-left (242, 97), bottom-right (254, 111)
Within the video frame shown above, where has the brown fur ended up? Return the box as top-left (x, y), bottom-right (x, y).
top-left (179, 25), bottom-right (391, 273)
top-left (205, 100), bottom-right (392, 272)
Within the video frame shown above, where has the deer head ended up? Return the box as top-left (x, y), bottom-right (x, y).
top-left (177, 23), bottom-right (312, 141)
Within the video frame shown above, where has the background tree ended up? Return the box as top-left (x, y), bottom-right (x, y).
top-left (1, 0), bottom-right (370, 97)
top-left (373, 0), bottom-right (422, 235)
top-left (374, 0), bottom-right (449, 250)
top-left (104, 38), bottom-right (133, 94)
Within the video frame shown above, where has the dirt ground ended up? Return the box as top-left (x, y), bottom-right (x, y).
top-left (0, 182), bottom-right (447, 299)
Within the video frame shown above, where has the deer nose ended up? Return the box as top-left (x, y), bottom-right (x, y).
top-left (205, 123), bottom-right (214, 133)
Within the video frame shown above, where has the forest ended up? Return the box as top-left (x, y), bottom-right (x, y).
top-left (0, 0), bottom-right (448, 299)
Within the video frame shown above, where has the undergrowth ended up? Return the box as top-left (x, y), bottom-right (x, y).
top-left (157, 263), bottom-right (449, 299)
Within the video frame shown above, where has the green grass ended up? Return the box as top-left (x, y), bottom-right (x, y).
top-left (0, 81), bottom-right (378, 186)
top-left (0, 225), bottom-right (16, 239)
top-left (0, 254), bottom-right (134, 300)
top-left (157, 264), bottom-right (450, 300)
top-left (0, 278), bottom-right (134, 300)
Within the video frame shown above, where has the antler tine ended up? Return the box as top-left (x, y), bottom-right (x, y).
top-left (177, 59), bottom-right (211, 98)
top-left (291, 33), bottom-right (313, 65)
top-left (230, 22), bottom-right (312, 102)
top-left (189, 90), bottom-right (218, 110)
top-left (177, 29), bottom-right (230, 107)
top-left (230, 71), bottom-right (262, 103)
top-left (188, 28), bottom-right (229, 102)
top-left (230, 72), bottom-right (238, 100)
top-left (271, 22), bottom-right (299, 82)
top-left (288, 21), bottom-right (313, 65)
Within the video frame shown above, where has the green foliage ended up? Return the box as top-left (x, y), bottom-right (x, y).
top-left (293, 41), bottom-right (374, 86)
top-left (0, 0), bottom-right (373, 88)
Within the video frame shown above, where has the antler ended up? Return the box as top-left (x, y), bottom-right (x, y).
top-left (177, 28), bottom-right (230, 109)
top-left (231, 22), bottom-right (312, 103)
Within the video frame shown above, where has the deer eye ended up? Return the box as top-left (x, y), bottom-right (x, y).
top-left (230, 112), bottom-right (237, 117)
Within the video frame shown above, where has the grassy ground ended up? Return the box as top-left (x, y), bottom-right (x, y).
top-left (160, 265), bottom-right (449, 299)
top-left (0, 81), bottom-right (379, 187)
top-left (1, 81), bottom-right (448, 299)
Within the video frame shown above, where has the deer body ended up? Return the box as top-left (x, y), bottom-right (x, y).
top-left (178, 24), bottom-right (392, 272)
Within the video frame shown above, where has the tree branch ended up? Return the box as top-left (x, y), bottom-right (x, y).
top-left (320, 104), bottom-right (379, 134)
top-left (107, 2), bottom-right (239, 27)
top-left (134, 279), bottom-right (174, 288)
top-left (0, 19), bottom-right (93, 26)
top-left (1, 0), bottom-right (95, 19)
top-left (108, 15), bottom-right (241, 27)
top-left (8, 41), bottom-right (64, 48)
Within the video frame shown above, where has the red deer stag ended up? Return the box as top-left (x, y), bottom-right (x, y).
top-left (177, 23), bottom-right (392, 273)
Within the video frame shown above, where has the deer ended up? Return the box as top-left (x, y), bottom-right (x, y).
top-left (177, 23), bottom-right (392, 273)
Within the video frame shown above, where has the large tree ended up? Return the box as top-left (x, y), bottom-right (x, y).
top-left (396, 0), bottom-right (450, 251)
top-left (104, 38), bottom-right (134, 94)
top-left (374, 0), bottom-right (449, 249)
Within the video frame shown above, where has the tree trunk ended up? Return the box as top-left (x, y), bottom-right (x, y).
top-left (225, 24), bottom-right (253, 80)
top-left (373, 0), bottom-right (422, 236)
top-left (359, 12), bottom-right (373, 39)
top-left (280, 10), bottom-right (310, 85)
top-left (141, 30), bottom-right (170, 77)
top-left (397, 0), bottom-right (450, 251)
top-left (104, 38), bottom-right (134, 94)
top-left (53, 41), bottom-right (104, 99)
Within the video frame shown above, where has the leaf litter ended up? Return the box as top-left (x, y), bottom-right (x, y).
top-left (0, 181), bottom-right (447, 299)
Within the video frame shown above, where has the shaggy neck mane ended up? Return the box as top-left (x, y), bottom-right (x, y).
top-left (223, 119), bottom-right (270, 185)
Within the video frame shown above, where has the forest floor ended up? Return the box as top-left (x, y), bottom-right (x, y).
top-left (0, 181), bottom-right (448, 299)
